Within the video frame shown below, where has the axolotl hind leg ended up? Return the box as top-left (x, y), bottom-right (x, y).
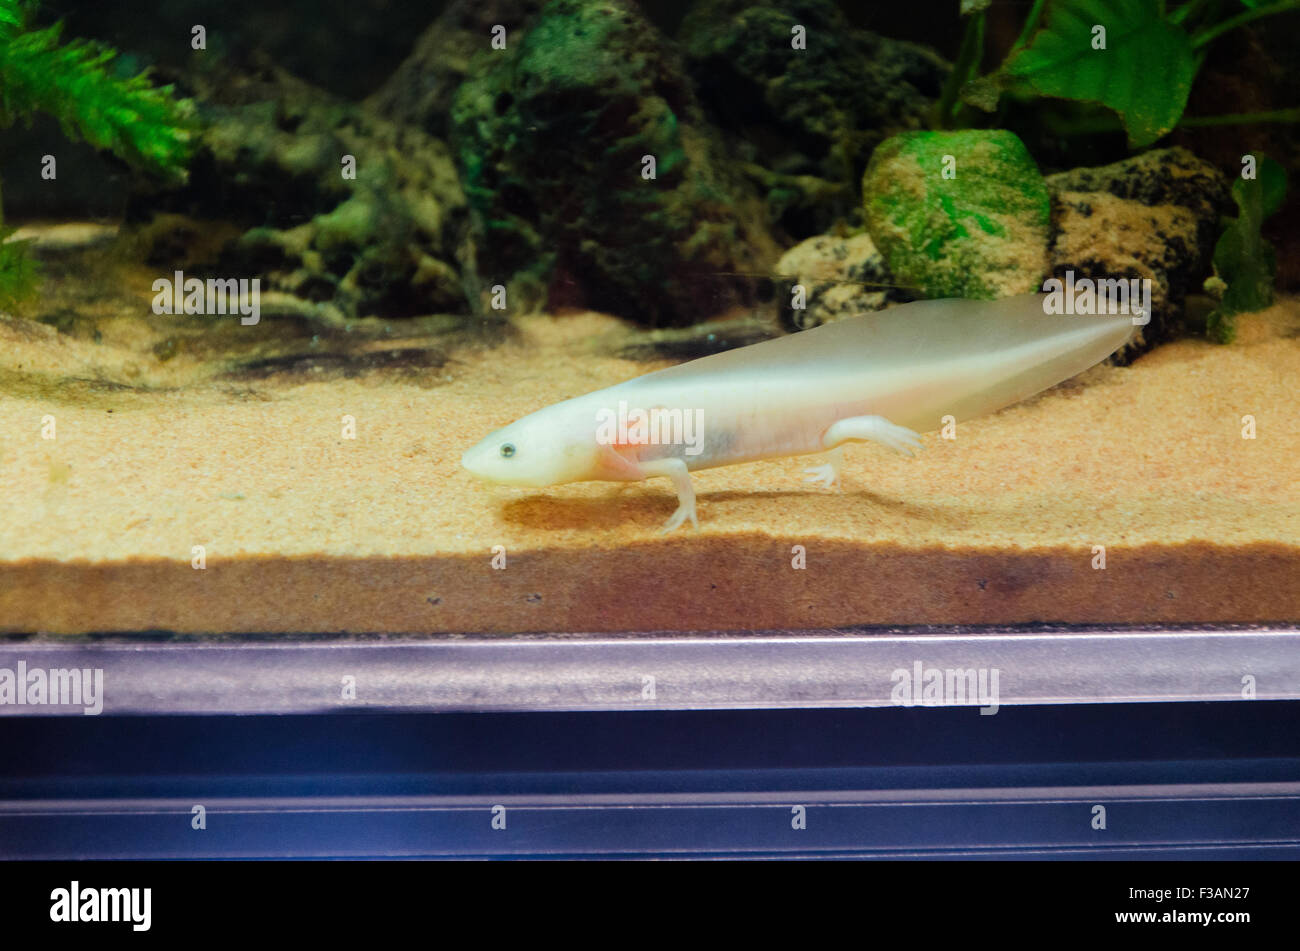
top-left (803, 445), bottom-right (846, 488)
top-left (822, 415), bottom-right (923, 460)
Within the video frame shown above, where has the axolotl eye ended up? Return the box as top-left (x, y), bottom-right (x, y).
top-left (500, 443), bottom-right (516, 458)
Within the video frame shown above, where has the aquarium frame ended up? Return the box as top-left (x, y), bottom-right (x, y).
top-left (0, 623), bottom-right (1295, 716)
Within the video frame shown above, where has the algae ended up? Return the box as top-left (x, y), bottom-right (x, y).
top-left (863, 130), bottom-right (1049, 299)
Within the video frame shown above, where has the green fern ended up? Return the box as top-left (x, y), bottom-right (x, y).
top-left (0, 1), bottom-right (30, 41)
top-left (0, 1), bottom-right (196, 179)
top-left (0, 0), bottom-right (196, 308)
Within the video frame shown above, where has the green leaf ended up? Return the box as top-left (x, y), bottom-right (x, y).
top-left (1206, 153), bottom-right (1287, 342)
top-left (936, 9), bottom-right (987, 126)
top-left (0, 1), bottom-right (39, 41)
top-left (0, 228), bottom-right (39, 310)
top-left (0, 0), bottom-right (22, 31)
top-left (0, 19), bottom-right (196, 180)
top-left (1249, 153), bottom-right (1287, 217)
top-left (995, 0), bottom-right (1196, 147)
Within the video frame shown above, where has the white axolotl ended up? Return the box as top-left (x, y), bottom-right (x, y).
top-left (462, 293), bottom-right (1133, 531)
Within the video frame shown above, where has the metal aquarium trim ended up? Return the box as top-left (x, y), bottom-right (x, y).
top-left (6, 783), bottom-right (1300, 859)
top-left (0, 624), bottom-right (1296, 715)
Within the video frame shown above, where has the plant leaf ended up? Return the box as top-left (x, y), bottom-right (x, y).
top-left (1250, 152), bottom-right (1287, 218)
top-left (996, 0), bottom-right (1196, 147)
top-left (0, 228), bottom-right (39, 311)
top-left (0, 20), bottom-right (196, 180)
top-left (0, 0), bottom-right (22, 38)
top-left (1206, 153), bottom-right (1287, 341)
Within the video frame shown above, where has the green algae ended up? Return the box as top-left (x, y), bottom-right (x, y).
top-left (862, 130), bottom-right (1049, 300)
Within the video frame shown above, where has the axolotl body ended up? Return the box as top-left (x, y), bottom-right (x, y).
top-left (462, 294), bottom-right (1133, 531)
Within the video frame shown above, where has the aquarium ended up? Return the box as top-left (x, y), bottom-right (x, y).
top-left (0, 0), bottom-right (1297, 860)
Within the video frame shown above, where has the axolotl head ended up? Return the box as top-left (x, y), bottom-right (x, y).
top-left (462, 398), bottom-right (607, 488)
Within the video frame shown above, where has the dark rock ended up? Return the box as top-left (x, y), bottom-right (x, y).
top-left (737, 163), bottom-right (852, 245)
top-left (1045, 148), bottom-right (1232, 360)
top-left (230, 345), bottom-right (447, 382)
top-left (614, 315), bottom-right (779, 361)
top-left (773, 232), bottom-right (904, 331)
top-left (1046, 148), bottom-right (1231, 259)
top-left (366, 0), bottom-right (546, 139)
top-left (450, 0), bottom-right (778, 326)
top-left (127, 61), bottom-right (474, 321)
top-left (677, 0), bottom-right (949, 239)
top-left (36, 0), bottom-right (438, 100)
top-left (0, 116), bottom-right (133, 219)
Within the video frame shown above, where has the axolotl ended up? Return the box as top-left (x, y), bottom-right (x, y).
top-left (462, 293), bottom-right (1132, 531)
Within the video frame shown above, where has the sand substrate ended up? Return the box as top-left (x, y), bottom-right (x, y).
top-left (1, 300), bottom-right (1297, 634)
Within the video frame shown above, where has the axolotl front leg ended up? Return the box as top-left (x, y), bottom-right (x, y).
top-left (593, 444), bottom-right (698, 534)
top-left (640, 457), bottom-right (698, 533)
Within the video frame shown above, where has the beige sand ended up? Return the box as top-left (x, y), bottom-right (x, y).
top-left (0, 278), bottom-right (1297, 633)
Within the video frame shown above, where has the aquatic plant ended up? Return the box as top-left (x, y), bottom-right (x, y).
top-left (0, 0), bottom-right (196, 307)
top-left (943, 0), bottom-right (1300, 146)
top-left (933, 0), bottom-right (1293, 341)
top-left (1205, 153), bottom-right (1287, 342)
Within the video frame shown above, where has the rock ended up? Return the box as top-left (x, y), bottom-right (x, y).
top-left (1045, 148), bottom-right (1231, 360)
top-left (2, 0), bottom-right (438, 101)
top-left (678, 0), bottom-right (949, 240)
top-left (773, 232), bottom-right (904, 330)
top-left (366, 0), bottom-right (546, 139)
top-left (1046, 148), bottom-right (1230, 257)
top-left (449, 0), bottom-right (778, 326)
top-left (0, 117), bottom-right (133, 220)
top-left (863, 130), bottom-right (1050, 300)
top-left (737, 163), bottom-right (854, 244)
top-left (127, 61), bottom-right (474, 321)
top-left (7, 223), bottom-right (119, 254)
top-left (614, 315), bottom-right (780, 361)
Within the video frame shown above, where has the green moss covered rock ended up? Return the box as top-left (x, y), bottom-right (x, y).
top-left (678, 0), bottom-right (949, 240)
top-left (862, 130), bottom-right (1049, 300)
top-left (367, 0), bottom-right (546, 139)
top-left (129, 64), bottom-right (471, 321)
top-left (450, 0), bottom-right (776, 325)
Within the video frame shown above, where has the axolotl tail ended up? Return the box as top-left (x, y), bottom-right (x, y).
top-left (632, 293), bottom-right (1134, 434)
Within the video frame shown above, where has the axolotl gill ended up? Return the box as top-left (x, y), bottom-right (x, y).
top-left (462, 293), bottom-right (1133, 531)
